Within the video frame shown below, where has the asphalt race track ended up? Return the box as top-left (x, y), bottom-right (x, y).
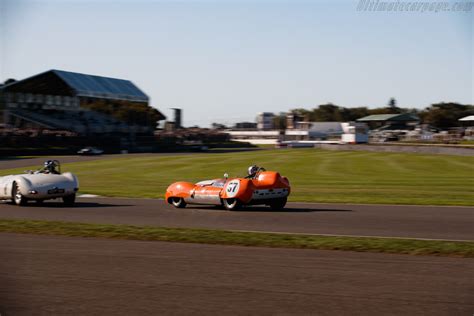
top-left (1, 157), bottom-right (473, 315)
top-left (0, 197), bottom-right (473, 241)
top-left (1, 233), bottom-right (473, 316)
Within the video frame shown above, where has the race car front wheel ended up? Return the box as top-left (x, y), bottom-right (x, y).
top-left (63, 194), bottom-right (76, 206)
top-left (268, 198), bottom-right (287, 210)
top-left (12, 182), bottom-right (27, 206)
top-left (223, 198), bottom-right (241, 211)
top-left (170, 197), bottom-right (186, 208)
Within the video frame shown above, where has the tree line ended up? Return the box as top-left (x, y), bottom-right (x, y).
top-left (277, 100), bottom-right (473, 129)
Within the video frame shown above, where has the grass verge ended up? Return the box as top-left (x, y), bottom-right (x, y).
top-left (1, 219), bottom-right (473, 258)
top-left (1, 149), bottom-right (473, 206)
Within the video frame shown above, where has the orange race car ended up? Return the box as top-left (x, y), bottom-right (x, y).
top-left (165, 165), bottom-right (290, 210)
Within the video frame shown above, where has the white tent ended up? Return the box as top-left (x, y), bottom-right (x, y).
top-left (459, 115), bottom-right (474, 121)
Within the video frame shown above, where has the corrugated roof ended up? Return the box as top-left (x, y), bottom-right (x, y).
top-left (1, 69), bottom-right (150, 102)
top-left (357, 113), bottom-right (419, 122)
top-left (52, 70), bottom-right (149, 102)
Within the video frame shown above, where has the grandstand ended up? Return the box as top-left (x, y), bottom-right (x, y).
top-left (0, 69), bottom-right (165, 135)
top-left (7, 108), bottom-right (144, 135)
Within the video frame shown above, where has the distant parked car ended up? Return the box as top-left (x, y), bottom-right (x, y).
top-left (77, 147), bottom-right (104, 155)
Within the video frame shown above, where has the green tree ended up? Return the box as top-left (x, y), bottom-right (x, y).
top-left (312, 103), bottom-right (342, 121)
top-left (388, 98), bottom-right (397, 108)
top-left (272, 112), bottom-right (287, 130)
top-left (420, 103), bottom-right (474, 129)
top-left (339, 107), bottom-right (370, 121)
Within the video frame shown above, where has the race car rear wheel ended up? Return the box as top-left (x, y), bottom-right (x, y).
top-left (223, 198), bottom-right (241, 211)
top-left (170, 197), bottom-right (186, 208)
top-left (268, 198), bottom-right (287, 210)
top-left (12, 182), bottom-right (27, 206)
top-left (63, 194), bottom-right (76, 206)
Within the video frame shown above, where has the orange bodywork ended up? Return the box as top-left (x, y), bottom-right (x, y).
top-left (165, 182), bottom-right (195, 199)
top-left (165, 171), bottom-right (291, 207)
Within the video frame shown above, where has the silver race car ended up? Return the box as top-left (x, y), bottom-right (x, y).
top-left (0, 160), bottom-right (79, 206)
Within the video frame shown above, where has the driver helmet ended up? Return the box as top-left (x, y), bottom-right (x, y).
top-left (248, 165), bottom-right (259, 176)
top-left (44, 160), bottom-right (56, 172)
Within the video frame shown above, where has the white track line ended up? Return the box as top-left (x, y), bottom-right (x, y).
top-left (229, 229), bottom-right (474, 243)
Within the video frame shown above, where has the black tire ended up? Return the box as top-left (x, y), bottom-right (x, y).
top-left (35, 199), bottom-right (44, 205)
top-left (63, 194), bottom-right (76, 206)
top-left (223, 198), bottom-right (241, 211)
top-left (170, 197), bottom-right (186, 208)
top-left (268, 198), bottom-right (287, 210)
top-left (12, 182), bottom-right (27, 206)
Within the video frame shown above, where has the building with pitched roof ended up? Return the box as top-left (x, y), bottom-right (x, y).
top-left (0, 69), bottom-right (165, 135)
top-left (357, 113), bottom-right (419, 130)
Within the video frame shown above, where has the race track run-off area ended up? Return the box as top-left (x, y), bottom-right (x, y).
top-left (0, 151), bottom-right (473, 315)
top-left (1, 233), bottom-right (473, 316)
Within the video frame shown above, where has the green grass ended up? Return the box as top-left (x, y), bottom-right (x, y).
top-left (1, 149), bottom-right (473, 206)
top-left (1, 219), bottom-right (472, 257)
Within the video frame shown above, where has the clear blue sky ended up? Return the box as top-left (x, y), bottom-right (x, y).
top-left (1, 0), bottom-right (472, 126)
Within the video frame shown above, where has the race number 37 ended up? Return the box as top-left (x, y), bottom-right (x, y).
top-left (225, 180), bottom-right (240, 198)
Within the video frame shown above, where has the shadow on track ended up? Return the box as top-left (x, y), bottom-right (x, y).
top-left (26, 201), bottom-right (133, 208)
top-left (239, 206), bottom-right (352, 213)
top-left (185, 205), bottom-right (352, 213)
